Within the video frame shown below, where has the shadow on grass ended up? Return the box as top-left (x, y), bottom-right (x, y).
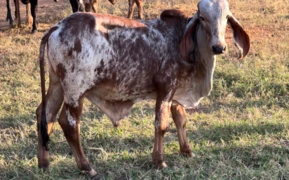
top-left (186, 122), bottom-right (288, 144)
top-left (1, 141), bottom-right (289, 179)
top-left (0, 114), bottom-right (36, 129)
top-left (1, 108), bottom-right (289, 179)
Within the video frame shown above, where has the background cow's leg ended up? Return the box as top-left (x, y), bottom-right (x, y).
top-left (135, 0), bottom-right (143, 19)
top-left (15, 0), bottom-right (21, 27)
top-left (84, 0), bottom-right (92, 12)
top-left (69, 0), bottom-right (79, 12)
top-left (127, 0), bottom-right (135, 19)
top-left (171, 103), bottom-right (192, 157)
top-left (91, 0), bottom-right (98, 13)
top-left (36, 72), bottom-right (64, 169)
top-left (58, 99), bottom-right (97, 178)
top-left (6, 0), bottom-right (13, 25)
top-left (13, 0), bottom-right (17, 19)
top-left (26, 3), bottom-right (33, 27)
top-left (30, 0), bottom-right (37, 33)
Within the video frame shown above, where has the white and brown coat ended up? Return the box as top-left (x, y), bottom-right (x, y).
top-left (37, 0), bottom-right (250, 178)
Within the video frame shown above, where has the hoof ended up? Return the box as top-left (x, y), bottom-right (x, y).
top-left (180, 149), bottom-right (194, 157)
top-left (89, 169), bottom-right (99, 179)
top-left (91, 174), bottom-right (101, 180)
top-left (180, 145), bottom-right (193, 157)
top-left (181, 151), bottom-right (195, 158)
top-left (38, 156), bottom-right (50, 170)
top-left (38, 165), bottom-right (49, 173)
top-left (155, 161), bottom-right (167, 169)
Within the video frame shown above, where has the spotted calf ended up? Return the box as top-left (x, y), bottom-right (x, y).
top-left (37, 0), bottom-right (250, 178)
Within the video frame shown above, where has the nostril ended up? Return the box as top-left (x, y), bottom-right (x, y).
top-left (212, 45), bottom-right (218, 53)
top-left (212, 45), bottom-right (226, 54)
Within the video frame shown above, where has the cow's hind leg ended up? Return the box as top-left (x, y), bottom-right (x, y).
top-left (36, 71), bottom-right (64, 169)
top-left (58, 99), bottom-right (98, 178)
top-left (171, 103), bottom-right (192, 157)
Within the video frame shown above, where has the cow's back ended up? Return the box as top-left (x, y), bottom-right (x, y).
top-left (46, 13), bottom-right (182, 104)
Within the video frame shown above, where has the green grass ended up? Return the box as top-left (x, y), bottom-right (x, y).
top-left (1, 0), bottom-right (289, 179)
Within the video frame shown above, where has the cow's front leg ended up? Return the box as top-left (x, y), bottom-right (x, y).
top-left (152, 80), bottom-right (175, 169)
top-left (58, 99), bottom-right (98, 178)
top-left (171, 103), bottom-right (192, 157)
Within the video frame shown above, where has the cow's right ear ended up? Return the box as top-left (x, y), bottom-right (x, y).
top-left (179, 16), bottom-right (199, 63)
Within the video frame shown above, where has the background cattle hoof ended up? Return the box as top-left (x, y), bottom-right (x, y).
top-left (31, 29), bottom-right (37, 34)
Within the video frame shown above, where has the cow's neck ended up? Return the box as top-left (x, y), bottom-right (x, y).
top-left (194, 25), bottom-right (216, 96)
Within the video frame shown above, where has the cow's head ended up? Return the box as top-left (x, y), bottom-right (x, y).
top-left (180, 0), bottom-right (250, 62)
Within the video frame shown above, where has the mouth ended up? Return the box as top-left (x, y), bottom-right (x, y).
top-left (213, 50), bottom-right (225, 55)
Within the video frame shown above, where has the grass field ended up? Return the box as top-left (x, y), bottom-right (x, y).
top-left (0, 0), bottom-right (289, 179)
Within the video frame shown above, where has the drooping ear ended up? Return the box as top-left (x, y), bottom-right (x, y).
top-left (179, 17), bottom-right (199, 63)
top-left (228, 15), bottom-right (250, 59)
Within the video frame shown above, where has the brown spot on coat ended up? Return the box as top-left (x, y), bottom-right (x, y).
top-left (74, 38), bottom-right (82, 53)
top-left (56, 63), bottom-right (66, 80)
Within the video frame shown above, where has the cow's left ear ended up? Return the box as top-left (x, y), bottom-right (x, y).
top-left (228, 15), bottom-right (250, 59)
top-left (179, 17), bottom-right (199, 63)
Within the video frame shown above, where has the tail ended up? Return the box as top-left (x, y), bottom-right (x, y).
top-left (39, 26), bottom-right (58, 151)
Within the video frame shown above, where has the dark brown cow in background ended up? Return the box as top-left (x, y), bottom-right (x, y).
top-left (6, 0), bottom-right (143, 34)
top-left (5, 0), bottom-right (38, 33)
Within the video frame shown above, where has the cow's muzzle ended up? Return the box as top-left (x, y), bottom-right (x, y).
top-left (212, 44), bottom-right (226, 55)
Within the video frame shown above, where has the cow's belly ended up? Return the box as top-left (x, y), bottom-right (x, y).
top-left (88, 83), bottom-right (156, 102)
top-left (85, 86), bottom-right (156, 127)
